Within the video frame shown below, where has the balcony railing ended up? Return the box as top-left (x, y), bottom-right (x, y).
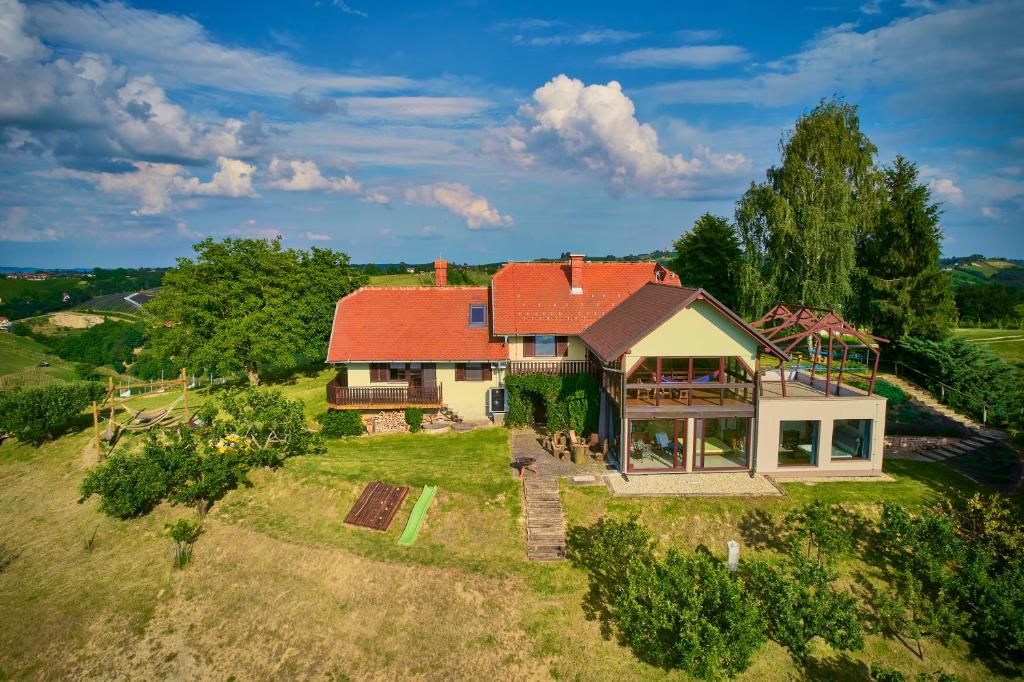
top-left (507, 360), bottom-right (591, 377)
top-left (327, 381), bottom-right (443, 408)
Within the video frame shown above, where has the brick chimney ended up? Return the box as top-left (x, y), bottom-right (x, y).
top-left (569, 254), bottom-right (584, 294)
top-left (434, 259), bottom-right (447, 286)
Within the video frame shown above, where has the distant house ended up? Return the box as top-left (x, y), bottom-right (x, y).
top-left (326, 255), bottom-right (889, 478)
top-left (62, 292), bottom-right (71, 303)
top-left (0, 316), bottom-right (11, 331)
top-left (405, 267), bottom-right (416, 274)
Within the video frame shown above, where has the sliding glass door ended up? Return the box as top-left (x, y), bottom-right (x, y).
top-left (627, 418), bottom-right (687, 472)
top-left (695, 417), bottom-right (751, 470)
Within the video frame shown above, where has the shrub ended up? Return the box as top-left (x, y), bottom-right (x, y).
top-left (404, 407), bottom-right (423, 433)
top-left (0, 381), bottom-right (106, 444)
top-left (568, 515), bottom-right (655, 618)
top-left (166, 517), bottom-right (203, 568)
top-left (219, 387), bottom-right (325, 461)
top-left (615, 549), bottom-right (765, 679)
top-left (316, 409), bottom-right (365, 438)
top-left (744, 552), bottom-right (864, 662)
top-left (79, 451), bottom-right (168, 518)
top-left (785, 501), bottom-right (854, 567)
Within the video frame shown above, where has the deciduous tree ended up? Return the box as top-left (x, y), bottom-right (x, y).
top-left (735, 99), bottom-right (880, 316)
top-left (149, 238), bottom-right (366, 384)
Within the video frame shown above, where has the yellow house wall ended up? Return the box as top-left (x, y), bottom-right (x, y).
top-left (507, 335), bottom-right (588, 361)
top-left (623, 299), bottom-right (759, 370)
top-left (344, 362), bottom-right (495, 420)
top-left (755, 395), bottom-right (887, 474)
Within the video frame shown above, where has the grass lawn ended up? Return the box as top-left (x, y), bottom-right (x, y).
top-left (0, 371), bottom-right (1015, 680)
top-left (953, 328), bottom-right (1024, 370)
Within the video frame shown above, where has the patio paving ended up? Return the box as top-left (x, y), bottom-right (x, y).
top-left (508, 428), bottom-right (610, 479)
top-left (604, 471), bottom-right (784, 497)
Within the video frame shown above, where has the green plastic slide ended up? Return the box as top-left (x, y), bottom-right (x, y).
top-left (397, 484), bottom-right (437, 546)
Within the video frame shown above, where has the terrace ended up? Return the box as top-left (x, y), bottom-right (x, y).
top-left (326, 378), bottom-right (443, 409)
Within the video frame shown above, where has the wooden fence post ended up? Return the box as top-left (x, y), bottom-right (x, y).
top-left (92, 401), bottom-right (101, 461)
top-left (181, 367), bottom-right (189, 423)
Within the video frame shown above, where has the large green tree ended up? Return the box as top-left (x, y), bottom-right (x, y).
top-left (735, 99), bottom-right (881, 316)
top-left (149, 238), bottom-right (366, 384)
top-left (853, 156), bottom-right (956, 340)
top-left (671, 213), bottom-right (743, 309)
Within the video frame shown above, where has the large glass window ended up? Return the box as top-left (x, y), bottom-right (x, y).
top-left (660, 357), bottom-right (690, 382)
top-left (533, 335), bottom-right (556, 357)
top-left (832, 419), bottom-right (871, 460)
top-left (628, 418), bottom-right (685, 472)
top-left (696, 417), bottom-right (750, 470)
top-left (692, 358), bottom-right (721, 383)
top-left (778, 420), bottom-right (819, 466)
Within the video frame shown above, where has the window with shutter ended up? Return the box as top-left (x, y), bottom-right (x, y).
top-left (523, 336), bottom-right (535, 357)
top-left (534, 335), bottom-right (556, 357)
top-left (481, 363), bottom-right (492, 380)
top-left (455, 364), bottom-right (466, 381)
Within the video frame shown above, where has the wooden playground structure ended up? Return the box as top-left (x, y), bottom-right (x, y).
top-left (91, 368), bottom-right (191, 460)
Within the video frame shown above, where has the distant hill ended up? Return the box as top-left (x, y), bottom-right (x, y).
top-left (941, 256), bottom-right (1024, 289)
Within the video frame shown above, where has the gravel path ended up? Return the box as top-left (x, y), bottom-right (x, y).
top-left (605, 471), bottom-right (783, 497)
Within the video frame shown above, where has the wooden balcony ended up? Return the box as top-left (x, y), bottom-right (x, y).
top-left (327, 381), bottom-right (443, 409)
top-left (507, 360), bottom-right (591, 377)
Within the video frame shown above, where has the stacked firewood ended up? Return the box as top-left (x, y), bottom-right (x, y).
top-left (370, 411), bottom-right (407, 434)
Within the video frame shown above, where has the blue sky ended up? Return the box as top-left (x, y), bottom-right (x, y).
top-left (0, 0), bottom-right (1021, 267)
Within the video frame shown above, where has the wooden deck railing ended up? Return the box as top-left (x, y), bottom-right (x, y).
top-left (327, 381), bottom-right (443, 407)
top-left (507, 360), bottom-right (591, 377)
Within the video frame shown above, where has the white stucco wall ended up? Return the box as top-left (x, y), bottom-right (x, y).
top-left (755, 394), bottom-right (887, 475)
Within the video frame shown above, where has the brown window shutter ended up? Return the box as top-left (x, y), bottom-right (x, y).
top-left (482, 363), bottom-right (492, 381)
top-left (556, 336), bottom-right (568, 357)
top-left (370, 363), bottom-right (385, 382)
top-left (455, 364), bottom-right (466, 381)
top-left (523, 336), bottom-right (535, 357)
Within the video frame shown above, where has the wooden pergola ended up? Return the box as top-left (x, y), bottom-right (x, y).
top-left (751, 304), bottom-right (888, 398)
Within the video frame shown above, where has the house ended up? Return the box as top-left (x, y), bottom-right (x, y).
top-left (0, 316), bottom-right (11, 331)
top-left (326, 255), bottom-right (887, 477)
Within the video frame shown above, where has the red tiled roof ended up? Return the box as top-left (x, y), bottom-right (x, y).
top-left (490, 261), bottom-right (681, 335)
top-left (326, 287), bottom-right (508, 362)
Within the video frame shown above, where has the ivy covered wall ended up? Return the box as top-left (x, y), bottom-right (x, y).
top-left (504, 372), bottom-right (600, 436)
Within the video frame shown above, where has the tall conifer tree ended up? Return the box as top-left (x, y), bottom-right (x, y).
top-left (855, 156), bottom-right (956, 339)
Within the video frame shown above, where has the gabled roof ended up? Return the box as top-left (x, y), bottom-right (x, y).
top-left (579, 283), bottom-right (790, 364)
top-left (490, 261), bottom-right (680, 335)
top-left (326, 287), bottom-right (507, 362)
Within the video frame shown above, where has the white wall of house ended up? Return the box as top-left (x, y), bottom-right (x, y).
top-left (506, 335), bottom-right (588, 361)
top-left (755, 394), bottom-right (887, 475)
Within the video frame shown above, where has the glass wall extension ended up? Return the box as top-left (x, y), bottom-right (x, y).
top-left (778, 420), bottom-right (819, 466)
top-left (695, 417), bottom-right (751, 470)
top-left (628, 418), bottom-right (686, 471)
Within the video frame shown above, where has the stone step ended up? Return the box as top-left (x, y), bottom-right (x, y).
top-left (918, 450), bottom-right (947, 462)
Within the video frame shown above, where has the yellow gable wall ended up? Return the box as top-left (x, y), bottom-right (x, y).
top-left (623, 299), bottom-right (760, 368)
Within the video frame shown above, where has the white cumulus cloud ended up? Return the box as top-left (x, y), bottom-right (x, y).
top-left (495, 74), bottom-right (749, 198)
top-left (46, 157), bottom-right (257, 215)
top-left (265, 157), bottom-right (361, 194)
top-left (405, 183), bottom-right (512, 229)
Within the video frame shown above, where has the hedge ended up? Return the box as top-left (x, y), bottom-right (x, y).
top-left (316, 409), bottom-right (365, 437)
top-left (0, 381), bottom-right (106, 445)
top-left (504, 372), bottom-right (599, 436)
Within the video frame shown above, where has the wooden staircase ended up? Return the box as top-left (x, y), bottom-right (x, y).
top-left (524, 476), bottom-right (566, 561)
